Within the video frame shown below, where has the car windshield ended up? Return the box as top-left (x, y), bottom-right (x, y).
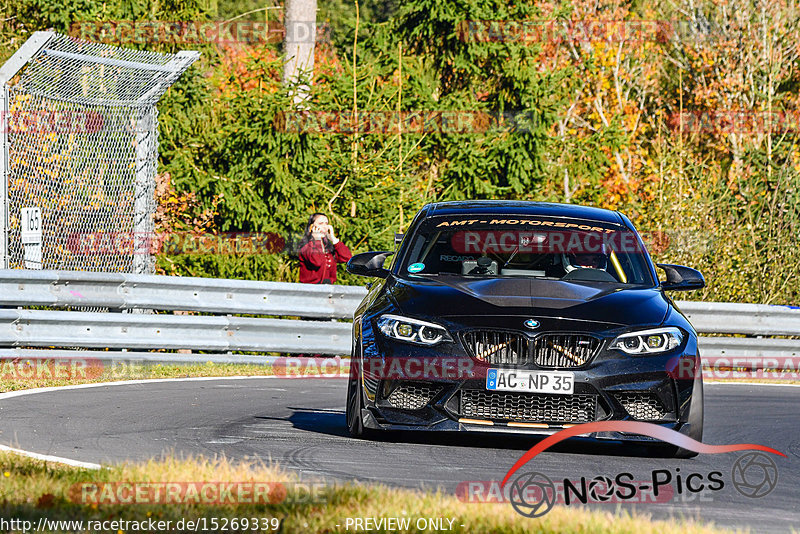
top-left (398, 216), bottom-right (655, 285)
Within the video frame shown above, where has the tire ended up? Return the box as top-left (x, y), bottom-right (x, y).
top-left (345, 343), bottom-right (376, 440)
top-left (672, 377), bottom-right (704, 459)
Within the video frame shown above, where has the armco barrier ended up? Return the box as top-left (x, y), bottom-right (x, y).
top-left (0, 270), bottom-right (363, 318)
top-left (0, 309), bottom-right (352, 354)
top-left (0, 269), bottom-right (797, 363)
top-left (677, 301), bottom-right (800, 336)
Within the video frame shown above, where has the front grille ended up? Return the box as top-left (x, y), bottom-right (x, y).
top-left (462, 330), bottom-right (599, 368)
top-left (462, 331), bottom-right (528, 365)
top-left (615, 393), bottom-right (665, 420)
top-left (459, 390), bottom-right (597, 423)
top-left (533, 334), bottom-right (599, 368)
top-left (386, 382), bottom-right (439, 410)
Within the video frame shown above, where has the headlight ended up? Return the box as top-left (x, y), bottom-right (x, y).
top-left (376, 314), bottom-right (453, 346)
top-left (610, 327), bottom-right (683, 355)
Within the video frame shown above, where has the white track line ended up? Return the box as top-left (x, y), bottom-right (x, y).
top-left (0, 375), bottom-right (279, 401)
top-left (0, 444), bottom-right (102, 470)
top-left (0, 375), bottom-right (280, 468)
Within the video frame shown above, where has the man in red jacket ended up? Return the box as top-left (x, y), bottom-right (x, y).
top-left (298, 213), bottom-right (352, 284)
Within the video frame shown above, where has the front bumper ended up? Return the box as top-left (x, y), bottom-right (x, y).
top-left (361, 409), bottom-right (696, 442)
top-left (358, 334), bottom-right (701, 441)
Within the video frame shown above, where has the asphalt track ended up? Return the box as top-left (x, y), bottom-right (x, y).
top-left (0, 378), bottom-right (797, 532)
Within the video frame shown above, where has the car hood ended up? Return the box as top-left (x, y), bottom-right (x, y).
top-left (387, 276), bottom-right (669, 326)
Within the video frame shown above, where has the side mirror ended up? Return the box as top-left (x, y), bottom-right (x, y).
top-left (657, 263), bottom-right (705, 291)
top-left (347, 251), bottom-right (392, 278)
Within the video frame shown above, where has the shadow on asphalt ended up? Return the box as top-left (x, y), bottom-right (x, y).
top-left (259, 408), bottom-right (680, 459)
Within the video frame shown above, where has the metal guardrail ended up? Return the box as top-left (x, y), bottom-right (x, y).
top-left (0, 309), bottom-right (351, 354)
top-left (0, 270), bottom-right (797, 364)
top-left (0, 348), bottom-right (285, 365)
top-left (677, 301), bottom-right (800, 336)
top-left (0, 270), bottom-right (364, 318)
top-left (695, 337), bottom-right (799, 358)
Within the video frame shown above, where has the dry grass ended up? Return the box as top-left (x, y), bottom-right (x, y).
top-left (0, 451), bottom-right (737, 533)
top-left (706, 378), bottom-right (800, 385)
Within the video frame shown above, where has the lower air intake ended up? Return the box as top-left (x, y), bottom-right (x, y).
top-left (459, 390), bottom-right (597, 423)
top-left (386, 382), bottom-right (439, 411)
top-left (615, 393), bottom-right (666, 420)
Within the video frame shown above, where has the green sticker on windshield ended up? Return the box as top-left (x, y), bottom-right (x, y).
top-left (408, 262), bottom-right (425, 273)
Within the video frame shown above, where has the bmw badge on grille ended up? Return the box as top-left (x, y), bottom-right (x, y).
top-left (524, 319), bottom-right (540, 329)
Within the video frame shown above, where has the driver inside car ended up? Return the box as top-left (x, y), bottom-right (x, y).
top-left (561, 252), bottom-right (609, 273)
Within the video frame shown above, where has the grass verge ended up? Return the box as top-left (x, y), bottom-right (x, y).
top-left (0, 452), bottom-right (735, 534)
top-left (0, 362), bottom-right (278, 392)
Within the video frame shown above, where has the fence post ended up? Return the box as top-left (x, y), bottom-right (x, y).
top-left (133, 107), bottom-right (156, 274)
top-left (0, 32), bottom-right (55, 269)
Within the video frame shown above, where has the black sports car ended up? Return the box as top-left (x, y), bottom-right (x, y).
top-left (345, 201), bottom-right (704, 455)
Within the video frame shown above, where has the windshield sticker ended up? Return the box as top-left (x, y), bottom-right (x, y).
top-left (450, 230), bottom-right (644, 254)
top-left (408, 262), bottom-right (425, 273)
top-left (435, 218), bottom-right (615, 233)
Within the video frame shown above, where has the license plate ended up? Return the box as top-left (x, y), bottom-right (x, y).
top-left (486, 369), bottom-right (574, 394)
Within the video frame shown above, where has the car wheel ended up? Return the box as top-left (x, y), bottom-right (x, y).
top-left (346, 343), bottom-right (375, 440)
top-left (346, 369), bottom-right (365, 438)
top-left (670, 378), bottom-right (704, 458)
